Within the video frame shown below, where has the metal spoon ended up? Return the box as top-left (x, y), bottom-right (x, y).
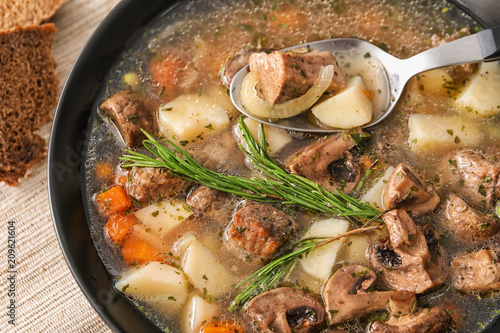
top-left (230, 26), bottom-right (500, 133)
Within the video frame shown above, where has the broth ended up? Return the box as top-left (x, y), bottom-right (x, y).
top-left (84, 0), bottom-right (500, 332)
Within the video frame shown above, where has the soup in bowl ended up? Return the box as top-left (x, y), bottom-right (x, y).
top-left (58, 0), bottom-right (500, 332)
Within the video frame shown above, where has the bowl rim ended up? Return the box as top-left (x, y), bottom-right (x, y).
top-left (47, 0), bottom-right (500, 332)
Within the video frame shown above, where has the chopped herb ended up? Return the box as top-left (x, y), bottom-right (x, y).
top-left (151, 210), bottom-right (159, 217)
top-left (205, 124), bottom-right (215, 131)
top-left (478, 185), bottom-right (487, 197)
top-left (447, 129), bottom-right (454, 136)
top-left (448, 159), bottom-right (457, 167)
top-left (364, 52), bottom-right (371, 58)
top-left (454, 136), bottom-right (461, 144)
top-left (121, 284), bottom-right (130, 293)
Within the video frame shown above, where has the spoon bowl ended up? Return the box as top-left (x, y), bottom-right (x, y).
top-left (230, 26), bottom-right (500, 133)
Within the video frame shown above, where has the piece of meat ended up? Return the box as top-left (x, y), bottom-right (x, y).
top-left (368, 209), bottom-right (447, 294)
top-left (383, 163), bottom-right (440, 214)
top-left (186, 186), bottom-right (235, 224)
top-left (453, 151), bottom-right (500, 208)
top-left (446, 194), bottom-right (500, 245)
top-left (286, 133), bottom-right (361, 194)
top-left (249, 48), bottom-right (345, 105)
top-left (99, 91), bottom-right (157, 148)
top-left (451, 248), bottom-right (500, 293)
top-left (227, 203), bottom-right (295, 258)
top-left (220, 48), bottom-right (274, 88)
top-left (127, 166), bottom-right (191, 204)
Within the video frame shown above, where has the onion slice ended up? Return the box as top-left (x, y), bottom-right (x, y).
top-left (240, 65), bottom-right (334, 119)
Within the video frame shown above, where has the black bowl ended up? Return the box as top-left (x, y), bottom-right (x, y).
top-left (48, 0), bottom-right (500, 332)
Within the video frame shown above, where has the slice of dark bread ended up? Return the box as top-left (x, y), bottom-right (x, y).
top-left (0, 23), bottom-right (59, 185)
top-left (0, 0), bottom-right (65, 31)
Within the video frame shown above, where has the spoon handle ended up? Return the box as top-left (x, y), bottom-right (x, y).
top-left (478, 26), bottom-right (500, 61)
top-left (400, 26), bottom-right (500, 82)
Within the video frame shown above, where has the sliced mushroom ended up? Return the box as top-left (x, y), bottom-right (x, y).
top-left (446, 193), bottom-right (500, 245)
top-left (368, 209), bottom-right (446, 293)
top-left (369, 290), bottom-right (452, 333)
top-left (383, 163), bottom-right (440, 214)
top-left (286, 133), bottom-right (361, 194)
top-left (247, 287), bottom-right (325, 333)
top-left (323, 264), bottom-right (394, 325)
top-left (451, 248), bottom-right (500, 293)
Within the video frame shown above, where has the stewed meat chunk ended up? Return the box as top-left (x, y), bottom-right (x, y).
top-left (249, 48), bottom-right (345, 105)
top-left (453, 151), bottom-right (500, 208)
top-left (220, 48), bottom-right (274, 88)
top-left (383, 163), bottom-right (440, 214)
top-left (186, 186), bottom-right (235, 224)
top-left (286, 133), bottom-right (361, 194)
top-left (127, 166), bottom-right (191, 204)
top-left (446, 194), bottom-right (500, 245)
top-left (227, 203), bottom-right (295, 258)
top-left (100, 91), bottom-right (157, 148)
top-left (451, 248), bottom-right (500, 293)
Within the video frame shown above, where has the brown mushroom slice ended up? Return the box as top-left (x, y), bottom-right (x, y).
top-left (383, 163), bottom-right (440, 214)
top-left (370, 304), bottom-right (452, 333)
top-left (368, 209), bottom-right (446, 294)
top-left (99, 91), bottom-right (158, 148)
top-left (247, 287), bottom-right (325, 333)
top-left (451, 248), bottom-right (500, 293)
top-left (454, 151), bottom-right (500, 208)
top-left (446, 194), bottom-right (500, 245)
top-left (323, 264), bottom-right (394, 325)
top-left (286, 133), bottom-right (361, 194)
top-left (127, 166), bottom-right (191, 204)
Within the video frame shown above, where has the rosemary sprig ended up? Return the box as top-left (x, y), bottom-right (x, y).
top-left (228, 225), bottom-right (382, 310)
top-left (120, 118), bottom-right (382, 225)
top-left (120, 119), bottom-right (385, 309)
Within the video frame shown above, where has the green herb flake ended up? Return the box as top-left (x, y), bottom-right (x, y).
top-left (364, 52), bottom-right (371, 58)
top-left (121, 284), bottom-right (130, 293)
top-left (478, 185), bottom-right (487, 197)
top-left (151, 210), bottom-right (159, 217)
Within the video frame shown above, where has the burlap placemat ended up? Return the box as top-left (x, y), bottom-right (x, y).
top-left (1, 0), bottom-right (121, 332)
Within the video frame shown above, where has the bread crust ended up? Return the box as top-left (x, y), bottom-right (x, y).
top-left (0, 0), bottom-right (65, 31)
top-left (0, 23), bottom-right (59, 185)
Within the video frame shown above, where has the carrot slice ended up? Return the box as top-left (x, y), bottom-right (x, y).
top-left (121, 234), bottom-right (164, 265)
top-left (95, 161), bottom-right (114, 180)
top-left (95, 186), bottom-right (132, 214)
top-left (104, 213), bottom-right (137, 245)
top-left (150, 53), bottom-right (186, 99)
top-left (202, 323), bottom-right (245, 333)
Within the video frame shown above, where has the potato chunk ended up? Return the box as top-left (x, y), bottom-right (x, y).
top-left (361, 166), bottom-right (394, 211)
top-left (134, 200), bottom-right (193, 239)
top-left (408, 114), bottom-right (480, 151)
top-left (299, 218), bottom-right (349, 281)
top-left (158, 88), bottom-right (231, 141)
top-left (182, 295), bottom-right (219, 333)
top-left (312, 76), bottom-right (373, 128)
top-left (456, 62), bottom-right (500, 116)
top-left (115, 261), bottom-right (188, 316)
top-left (182, 238), bottom-right (238, 298)
top-left (235, 117), bottom-right (292, 155)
